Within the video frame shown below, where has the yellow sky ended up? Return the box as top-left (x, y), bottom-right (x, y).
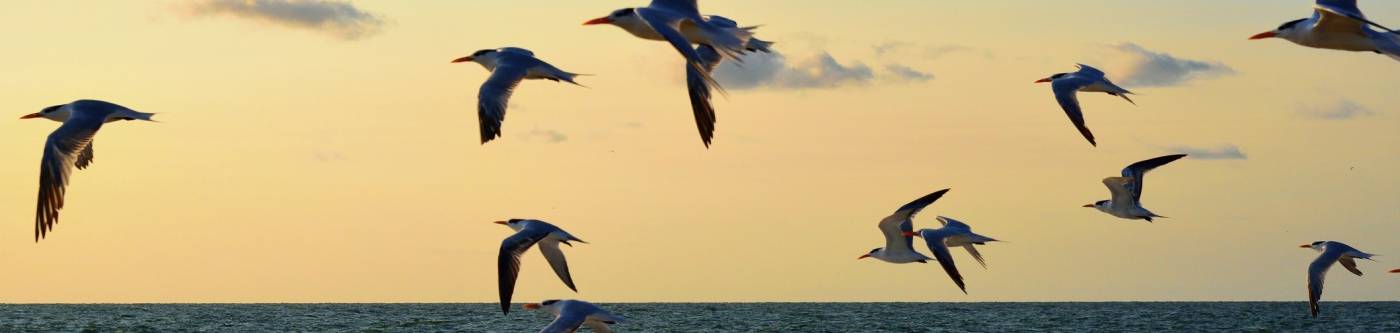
top-left (0, 1), bottom-right (1397, 303)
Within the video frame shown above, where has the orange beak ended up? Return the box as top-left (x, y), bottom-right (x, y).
top-left (522, 303), bottom-right (541, 310)
top-left (902, 231), bottom-right (918, 238)
top-left (1034, 78), bottom-right (1052, 83)
top-left (1299, 244), bottom-right (1312, 248)
top-left (452, 56), bottom-right (474, 63)
top-left (1082, 204), bottom-right (1095, 208)
top-left (1390, 269), bottom-right (1399, 273)
top-left (493, 221), bottom-right (507, 225)
top-left (19, 113), bottom-right (42, 119)
top-left (857, 254), bottom-right (871, 260)
top-left (584, 17), bottom-right (612, 25)
top-left (1249, 31), bottom-right (1277, 40)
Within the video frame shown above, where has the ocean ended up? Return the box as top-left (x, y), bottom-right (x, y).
top-left (1, 302), bottom-right (1397, 332)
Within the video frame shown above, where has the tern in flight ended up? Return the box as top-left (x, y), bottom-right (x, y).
top-left (1085, 154), bottom-right (1187, 222)
top-left (20, 100), bottom-right (155, 241)
top-left (1250, 0), bottom-right (1400, 62)
top-left (524, 299), bottom-right (624, 333)
top-left (1301, 241), bottom-right (1376, 318)
top-left (858, 189), bottom-right (949, 264)
top-left (452, 47), bottom-right (584, 144)
top-left (496, 219), bottom-right (588, 314)
top-left (585, 0), bottom-right (764, 147)
top-left (908, 216), bottom-right (1001, 293)
top-left (1035, 64), bottom-right (1136, 146)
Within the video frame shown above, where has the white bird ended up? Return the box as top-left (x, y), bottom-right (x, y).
top-left (857, 189), bottom-right (949, 264)
top-left (497, 219), bottom-right (588, 314)
top-left (1300, 241), bottom-right (1376, 318)
top-left (20, 100), bottom-right (155, 241)
top-left (452, 47), bottom-right (584, 144)
top-left (1250, 0), bottom-right (1400, 62)
top-left (1035, 64), bottom-right (1136, 147)
top-left (909, 216), bottom-right (1000, 294)
top-left (585, 0), bottom-right (764, 147)
top-left (1085, 154), bottom-right (1187, 222)
top-left (523, 299), bottom-right (624, 333)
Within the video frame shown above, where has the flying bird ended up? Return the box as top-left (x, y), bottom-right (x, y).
top-left (908, 216), bottom-right (1000, 293)
top-left (857, 189), bottom-right (949, 264)
top-left (20, 100), bottom-right (155, 241)
top-left (1250, 0), bottom-right (1400, 62)
top-left (1300, 241), bottom-right (1376, 318)
top-left (524, 299), bottom-right (625, 333)
top-left (496, 219), bottom-right (588, 314)
top-left (1035, 64), bottom-right (1136, 146)
top-left (585, 0), bottom-right (765, 147)
top-left (452, 47), bottom-right (584, 144)
top-left (1085, 154), bottom-right (1187, 222)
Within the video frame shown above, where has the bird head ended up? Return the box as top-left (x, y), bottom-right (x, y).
top-left (523, 299), bottom-right (562, 313)
top-left (1034, 73), bottom-right (1066, 83)
top-left (1300, 241), bottom-right (1325, 251)
top-left (1250, 18), bottom-right (1306, 40)
top-left (1082, 200), bottom-right (1109, 209)
top-left (452, 49), bottom-right (499, 67)
top-left (20, 104), bottom-right (69, 122)
top-left (494, 218), bottom-right (527, 231)
top-left (584, 8), bottom-right (639, 27)
top-left (857, 248), bottom-right (881, 260)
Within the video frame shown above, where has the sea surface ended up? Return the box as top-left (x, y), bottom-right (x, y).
top-left (1, 302), bottom-right (1397, 332)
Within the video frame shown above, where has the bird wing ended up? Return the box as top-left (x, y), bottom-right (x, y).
top-left (1367, 29), bottom-right (1400, 62)
top-left (1102, 177), bottom-right (1137, 209)
top-left (477, 64), bottom-right (529, 144)
top-left (1313, 6), bottom-right (1368, 37)
top-left (538, 239), bottom-right (578, 292)
top-left (1307, 246), bottom-right (1348, 318)
top-left (539, 312), bottom-right (587, 333)
top-left (1051, 77), bottom-right (1097, 146)
top-left (1316, 0), bottom-right (1394, 33)
top-left (1338, 256), bottom-right (1364, 276)
top-left (686, 44), bottom-right (724, 147)
top-left (920, 229), bottom-right (966, 293)
top-left (649, 0), bottom-right (703, 20)
top-left (583, 319), bottom-right (615, 333)
top-left (1120, 154), bottom-right (1187, 201)
top-left (935, 217), bottom-right (991, 268)
top-left (1075, 64), bottom-right (1107, 79)
top-left (35, 112), bottom-right (106, 240)
top-left (880, 189), bottom-right (950, 252)
top-left (497, 227), bottom-right (550, 314)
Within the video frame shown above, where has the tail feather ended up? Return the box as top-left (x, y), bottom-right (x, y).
top-left (699, 23), bottom-right (752, 61)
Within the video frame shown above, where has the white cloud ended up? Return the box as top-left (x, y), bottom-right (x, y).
top-left (1299, 100), bottom-right (1374, 120)
top-left (1108, 43), bottom-right (1233, 87)
top-left (1168, 145), bottom-right (1247, 160)
top-left (714, 52), bottom-right (932, 90)
top-left (178, 0), bottom-right (386, 40)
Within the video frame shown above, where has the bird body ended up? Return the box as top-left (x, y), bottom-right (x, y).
top-left (1036, 64), bottom-right (1135, 146)
top-left (912, 216), bottom-right (1000, 293)
top-left (496, 219), bottom-right (588, 314)
top-left (1301, 241), bottom-right (1375, 318)
top-left (1086, 154), bottom-right (1187, 222)
top-left (453, 47), bottom-right (583, 144)
top-left (21, 99), bottom-right (155, 240)
top-left (1251, 0), bottom-right (1400, 62)
top-left (524, 299), bottom-right (624, 333)
top-left (859, 189), bottom-right (950, 264)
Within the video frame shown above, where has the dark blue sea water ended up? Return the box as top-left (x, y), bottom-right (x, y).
top-left (1, 302), bottom-right (1397, 332)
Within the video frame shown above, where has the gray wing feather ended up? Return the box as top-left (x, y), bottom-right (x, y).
top-left (76, 142), bottom-right (94, 170)
top-left (1051, 77), bottom-right (1096, 146)
top-left (1308, 248), bottom-right (1345, 318)
top-left (686, 44), bottom-right (724, 147)
top-left (538, 239), bottom-right (578, 292)
top-left (35, 115), bottom-right (105, 240)
top-left (478, 65), bottom-right (529, 144)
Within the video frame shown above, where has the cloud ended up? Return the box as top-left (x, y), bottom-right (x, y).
top-left (713, 52), bottom-right (931, 89)
top-left (885, 64), bottom-right (934, 82)
top-left (522, 128), bottom-right (568, 143)
top-left (1299, 100), bottom-right (1374, 120)
top-left (1167, 145), bottom-right (1247, 160)
top-left (178, 0), bottom-right (386, 40)
top-left (873, 42), bottom-right (979, 59)
top-left (1108, 43), bottom-right (1233, 87)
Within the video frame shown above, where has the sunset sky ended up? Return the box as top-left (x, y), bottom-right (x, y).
top-left (0, 0), bottom-right (1396, 303)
